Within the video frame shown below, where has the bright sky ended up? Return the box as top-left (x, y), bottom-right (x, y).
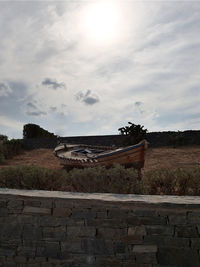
top-left (0, 1), bottom-right (200, 139)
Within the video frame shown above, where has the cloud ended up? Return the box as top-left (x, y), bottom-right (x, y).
top-left (0, 82), bottom-right (12, 97)
top-left (26, 111), bottom-right (47, 116)
top-left (50, 106), bottom-right (57, 112)
top-left (42, 78), bottom-right (66, 90)
top-left (76, 90), bottom-right (100, 105)
top-left (0, 115), bottom-right (23, 130)
top-left (26, 101), bottom-right (46, 117)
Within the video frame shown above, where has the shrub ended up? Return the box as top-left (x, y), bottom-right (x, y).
top-left (0, 164), bottom-right (143, 194)
top-left (118, 122), bottom-right (147, 145)
top-left (68, 164), bottom-right (143, 194)
top-left (169, 132), bottom-right (188, 147)
top-left (0, 165), bottom-right (68, 191)
top-left (2, 139), bottom-right (23, 159)
top-left (143, 167), bottom-right (200, 196)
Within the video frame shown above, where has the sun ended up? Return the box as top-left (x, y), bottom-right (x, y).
top-left (82, 2), bottom-right (121, 44)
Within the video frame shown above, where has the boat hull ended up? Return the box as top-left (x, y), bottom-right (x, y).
top-left (54, 140), bottom-right (147, 170)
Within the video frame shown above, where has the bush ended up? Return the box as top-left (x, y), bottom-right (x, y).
top-left (0, 164), bottom-right (143, 194)
top-left (67, 164), bottom-right (143, 194)
top-left (143, 167), bottom-right (200, 196)
top-left (118, 122), bottom-right (147, 145)
top-left (2, 139), bottom-right (23, 159)
top-left (169, 132), bottom-right (188, 147)
top-left (0, 165), bottom-right (68, 191)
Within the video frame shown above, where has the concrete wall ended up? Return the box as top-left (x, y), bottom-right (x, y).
top-left (0, 189), bottom-right (200, 266)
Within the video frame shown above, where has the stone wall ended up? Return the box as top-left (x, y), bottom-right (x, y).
top-left (21, 130), bottom-right (200, 150)
top-left (0, 189), bottom-right (200, 266)
top-left (22, 137), bottom-right (58, 150)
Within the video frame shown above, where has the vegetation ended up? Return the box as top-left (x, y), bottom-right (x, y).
top-left (143, 168), bottom-right (200, 195)
top-left (1, 164), bottom-right (200, 196)
top-left (0, 135), bottom-right (23, 163)
top-left (118, 122), bottom-right (147, 145)
top-left (0, 164), bottom-right (142, 194)
top-left (23, 123), bottom-right (56, 139)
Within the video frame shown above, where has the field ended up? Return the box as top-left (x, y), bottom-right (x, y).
top-left (0, 146), bottom-right (200, 172)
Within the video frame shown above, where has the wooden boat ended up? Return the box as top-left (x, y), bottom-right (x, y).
top-left (54, 139), bottom-right (148, 171)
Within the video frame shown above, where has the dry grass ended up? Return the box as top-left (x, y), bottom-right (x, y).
top-left (1, 146), bottom-right (200, 171)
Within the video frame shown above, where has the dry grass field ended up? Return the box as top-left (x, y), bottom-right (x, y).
top-left (0, 146), bottom-right (200, 172)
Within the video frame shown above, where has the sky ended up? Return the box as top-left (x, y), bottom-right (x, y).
top-left (0, 0), bottom-right (200, 139)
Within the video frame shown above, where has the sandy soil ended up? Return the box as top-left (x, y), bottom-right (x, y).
top-left (1, 146), bottom-right (200, 171)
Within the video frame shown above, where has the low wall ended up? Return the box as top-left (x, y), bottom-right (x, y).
top-left (21, 130), bottom-right (200, 150)
top-left (22, 138), bottom-right (58, 150)
top-left (0, 189), bottom-right (200, 266)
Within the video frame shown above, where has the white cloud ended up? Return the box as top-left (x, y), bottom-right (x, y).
top-left (0, 1), bottom-right (200, 137)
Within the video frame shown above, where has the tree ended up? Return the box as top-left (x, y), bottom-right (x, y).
top-left (118, 122), bottom-right (147, 145)
top-left (23, 124), bottom-right (55, 139)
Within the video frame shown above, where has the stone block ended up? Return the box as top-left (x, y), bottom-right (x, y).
top-left (54, 200), bottom-right (74, 208)
top-left (121, 235), bottom-right (143, 245)
top-left (133, 245), bottom-right (158, 253)
top-left (86, 218), bottom-right (126, 228)
top-left (191, 238), bottom-right (200, 249)
top-left (7, 200), bottom-right (23, 209)
top-left (168, 215), bottom-right (187, 225)
top-left (97, 227), bottom-right (127, 240)
top-left (24, 200), bottom-right (41, 207)
top-left (0, 223), bottom-right (23, 239)
top-left (126, 216), bottom-right (167, 226)
top-left (14, 256), bottom-right (27, 263)
top-left (71, 209), bottom-right (96, 219)
top-left (60, 239), bottom-right (83, 255)
top-left (158, 247), bottom-right (200, 267)
top-left (36, 242), bottom-right (60, 258)
top-left (144, 235), bottom-right (190, 248)
top-left (114, 241), bottom-right (126, 254)
top-left (107, 209), bottom-right (128, 218)
top-left (67, 226), bottom-right (96, 237)
top-left (0, 207), bottom-right (8, 216)
top-left (131, 209), bottom-right (156, 217)
top-left (146, 225), bottom-right (174, 236)
top-left (175, 225), bottom-right (199, 238)
top-left (187, 212), bottom-right (200, 224)
top-left (0, 201), bottom-right (7, 207)
top-left (23, 224), bottom-right (42, 240)
top-left (39, 216), bottom-right (67, 227)
top-left (43, 226), bottom-right (67, 241)
top-left (27, 257), bottom-right (47, 263)
top-left (66, 218), bottom-right (85, 226)
top-left (53, 208), bottom-right (71, 217)
top-left (135, 253), bottom-right (157, 264)
top-left (81, 238), bottom-right (114, 255)
top-left (17, 246), bottom-right (36, 257)
top-left (128, 226), bottom-right (146, 236)
top-left (23, 206), bottom-right (51, 215)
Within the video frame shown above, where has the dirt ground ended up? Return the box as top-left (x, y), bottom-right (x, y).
top-left (1, 146), bottom-right (200, 171)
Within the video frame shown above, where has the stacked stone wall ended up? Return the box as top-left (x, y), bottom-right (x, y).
top-left (21, 130), bottom-right (200, 150)
top-left (0, 189), bottom-right (200, 266)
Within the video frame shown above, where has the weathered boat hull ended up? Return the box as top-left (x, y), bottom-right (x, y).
top-left (54, 140), bottom-right (147, 170)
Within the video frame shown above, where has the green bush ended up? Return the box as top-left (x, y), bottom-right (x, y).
top-left (0, 164), bottom-right (143, 194)
top-left (118, 122), bottom-right (147, 145)
top-left (143, 167), bottom-right (200, 196)
top-left (2, 139), bottom-right (23, 159)
top-left (0, 165), bottom-right (68, 191)
top-left (1, 164), bottom-right (200, 196)
top-left (169, 132), bottom-right (188, 147)
top-left (68, 164), bottom-right (143, 194)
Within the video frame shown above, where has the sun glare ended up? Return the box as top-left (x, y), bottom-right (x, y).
top-left (82, 2), bottom-right (121, 44)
